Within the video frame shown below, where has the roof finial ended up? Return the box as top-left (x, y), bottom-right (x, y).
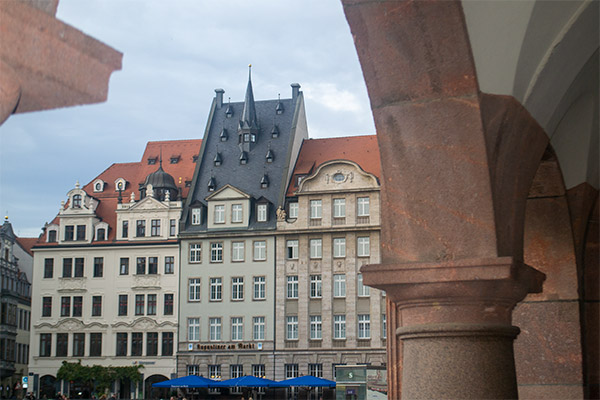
top-left (240, 64), bottom-right (258, 130)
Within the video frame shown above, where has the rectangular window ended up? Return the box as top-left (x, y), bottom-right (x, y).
top-left (60, 296), bottom-right (71, 317)
top-left (122, 220), bottom-right (128, 238)
top-left (310, 315), bottom-right (322, 340)
top-left (285, 364), bottom-right (299, 379)
top-left (74, 257), bottom-right (84, 277)
top-left (211, 242), bottom-right (223, 262)
top-left (333, 238), bottom-right (346, 258)
top-left (231, 241), bottom-right (245, 262)
top-left (209, 317), bottom-right (221, 341)
top-left (120, 258), bottom-right (129, 275)
top-left (357, 236), bottom-right (370, 257)
top-left (93, 257), bottom-right (103, 277)
top-left (73, 333), bottom-right (85, 356)
top-left (252, 364), bottom-right (266, 378)
top-left (231, 204), bottom-right (243, 223)
top-left (288, 202), bottom-right (298, 218)
top-left (44, 258), bottom-right (54, 279)
top-left (72, 296), bottom-right (82, 317)
top-left (286, 316), bottom-right (298, 340)
top-left (334, 315), bottom-right (346, 339)
top-left (147, 294), bottom-right (157, 315)
top-left (191, 208), bottom-right (201, 225)
top-left (333, 198), bottom-right (346, 217)
top-left (189, 278), bottom-right (201, 302)
top-left (62, 258), bottom-right (72, 278)
top-left (89, 332), bottom-right (102, 356)
top-left (187, 365), bottom-right (200, 376)
top-left (42, 297), bottom-right (52, 317)
top-left (257, 204), bottom-right (268, 222)
top-left (91, 296), bottom-right (102, 317)
top-left (169, 219), bottom-right (177, 236)
top-left (357, 197), bottom-right (370, 216)
top-left (208, 365), bottom-right (221, 380)
top-left (309, 363), bottom-right (323, 378)
top-left (189, 243), bottom-right (202, 263)
top-left (253, 241), bottom-right (266, 261)
top-left (150, 219), bottom-right (161, 236)
top-left (231, 317), bottom-right (243, 341)
top-left (231, 364), bottom-right (243, 379)
top-left (148, 257), bottom-right (158, 274)
top-left (232, 277), bottom-right (244, 301)
top-left (310, 274), bottom-right (322, 298)
top-left (40, 333), bottom-right (52, 357)
top-left (118, 295), bottom-right (128, 316)
top-left (253, 276), bottom-right (266, 300)
top-left (188, 318), bottom-right (200, 341)
top-left (65, 225), bottom-right (74, 241)
top-left (164, 256), bottom-right (174, 274)
top-left (76, 225), bottom-right (86, 241)
top-left (334, 274), bottom-right (346, 297)
top-left (135, 294), bottom-right (145, 315)
top-left (116, 333), bottom-right (128, 356)
top-left (358, 273), bottom-right (370, 297)
top-left (287, 276), bottom-right (298, 299)
top-left (136, 257), bottom-right (146, 275)
top-left (131, 332), bottom-right (142, 356)
top-left (382, 314), bottom-right (387, 339)
top-left (210, 278), bottom-right (222, 301)
top-left (253, 316), bottom-right (265, 340)
top-left (136, 220), bottom-right (146, 237)
top-left (286, 240), bottom-right (298, 259)
top-left (162, 332), bottom-right (173, 356)
top-left (164, 294), bottom-right (174, 315)
top-left (48, 230), bottom-right (57, 242)
top-left (358, 314), bottom-right (371, 339)
top-left (214, 205), bottom-right (225, 223)
top-left (310, 200), bottom-right (322, 220)
top-left (146, 332), bottom-right (158, 356)
top-left (310, 239), bottom-right (322, 259)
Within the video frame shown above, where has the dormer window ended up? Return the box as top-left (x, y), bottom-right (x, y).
top-left (251, 134), bottom-right (256, 143)
top-left (257, 204), bottom-right (268, 222)
top-left (115, 178), bottom-right (127, 191)
top-left (214, 153), bottom-right (222, 166)
top-left (271, 125), bottom-right (279, 138)
top-left (266, 149), bottom-right (274, 163)
top-left (260, 174), bottom-right (269, 189)
top-left (225, 100), bottom-right (233, 118)
top-left (97, 228), bottom-right (106, 241)
top-left (208, 177), bottom-right (216, 192)
top-left (170, 156), bottom-right (180, 164)
top-left (93, 180), bottom-right (105, 193)
top-left (220, 129), bottom-right (228, 142)
top-left (244, 133), bottom-right (250, 142)
top-left (240, 152), bottom-right (248, 165)
top-left (191, 208), bottom-right (201, 225)
top-left (148, 157), bottom-right (157, 165)
top-left (47, 229), bottom-right (57, 243)
top-left (193, 155), bottom-right (199, 163)
top-left (72, 194), bottom-right (82, 208)
top-left (276, 101), bottom-right (284, 115)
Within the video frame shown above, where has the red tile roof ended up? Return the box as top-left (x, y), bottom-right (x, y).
top-left (16, 237), bottom-right (37, 255)
top-left (287, 135), bottom-right (381, 196)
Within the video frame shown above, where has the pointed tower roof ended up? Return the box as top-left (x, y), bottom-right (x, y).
top-left (239, 65), bottom-right (258, 131)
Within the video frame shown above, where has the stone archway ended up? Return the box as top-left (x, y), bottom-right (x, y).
top-left (144, 375), bottom-right (169, 400)
top-left (39, 375), bottom-right (58, 400)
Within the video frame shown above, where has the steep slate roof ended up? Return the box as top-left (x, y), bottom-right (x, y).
top-left (287, 135), bottom-right (381, 196)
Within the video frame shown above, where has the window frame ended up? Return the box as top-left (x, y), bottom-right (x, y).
top-left (209, 317), bottom-right (222, 341)
top-left (210, 242), bottom-right (223, 263)
top-left (209, 277), bottom-right (222, 301)
top-left (310, 274), bottom-right (322, 298)
top-left (333, 274), bottom-right (346, 298)
top-left (189, 243), bottom-right (202, 263)
top-left (286, 315), bottom-right (298, 340)
top-left (333, 237), bottom-right (346, 258)
top-left (188, 278), bottom-right (201, 302)
top-left (231, 241), bottom-right (245, 262)
top-left (333, 198), bottom-right (346, 218)
top-left (253, 240), bottom-right (266, 261)
top-left (286, 239), bottom-right (298, 260)
top-left (286, 275), bottom-right (298, 299)
top-left (231, 277), bottom-right (244, 301)
top-left (214, 205), bottom-right (225, 224)
top-left (309, 238), bottom-right (322, 259)
top-left (231, 204), bottom-right (243, 223)
top-left (357, 196), bottom-right (370, 216)
top-left (310, 199), bottom-right (322, 219)
top-left (253, 276), bottom-right (266, 300)
top-left (357, 236), bottom-right (370, 257)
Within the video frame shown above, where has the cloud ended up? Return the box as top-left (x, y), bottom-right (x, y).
top-left (303, 82), bottom-right (365, 113)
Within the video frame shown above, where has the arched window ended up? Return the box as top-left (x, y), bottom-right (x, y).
top-left (97, 228), bottom-right (106, 241)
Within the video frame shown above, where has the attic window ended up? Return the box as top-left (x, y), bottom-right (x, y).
top-left (185, 180), bottom-right (192, 188)
top-left (240, 152), bottom-right (248, 165)
top-left (220, 129), bottom-right (228, 142)
top-left (225, 102), bottom-right (233, 118)
top-left (47, 229), bottom-right (57, 243)
top-left (193, 155), bottom-right (199, 163)
top-left (208, 177), bottom-right (216, 192)
top-left (96, 228), bottom-right (106, 241)
top-left (251, 134), bottom-right (256, 142)
top-left (93, 180), bottom-right (105, 193)
top-left (148, 157), bottom-right (157, 165)
top-left (266, 149), bottom-right (274, 163)
top-left (115, 178), bottom-right (126, 191)
top-left (271, 125), bottom-right (279, 138)
top-left (260, 174), bottom-right (269, 189)
top-left (276, 102), bottom-right (284, 115)
top-left (170, 156), bottom-right (180, 164)
top-left (244, 133), bottom-right (250, 142)
top-left (72, 194), bottom-right (82, 208)
top-left (214, 152), bottom-right (222, 166)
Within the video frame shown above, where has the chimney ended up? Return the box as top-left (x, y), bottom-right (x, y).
top-left (291, 83), bottom-right (301, 101)
top-left (215, 88), bottom-right (224, 109)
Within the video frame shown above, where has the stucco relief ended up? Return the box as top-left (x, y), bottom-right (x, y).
top-left (286, 262), bottom-right (296, 273)
top-left (132, 274), bottom-right (160, 288)
top-left (58, 277), bottom-right (87, 292)
top-left (298, 160), bottom-right (378, 193)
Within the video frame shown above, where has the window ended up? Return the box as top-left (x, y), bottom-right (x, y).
top-left (48, 230), bottom-right (57, 242)
top-left (164, 256), bottom-right (174, 274)
top-left (74, 257), bottom-right (84, 277)
top-left (287, 276), bottom-right (298, 299)
top-left (76, 225), bottom-right (86, 241)
top-left (252, 364), bottom-right (266, 378)
top-left (73, 333), bottom-right (85, 356)
top-left (253, 241), bottom-right (266, 261)
top-left (116, 333), bottom-right (128, 356)
top-left (189, 278), bottom-right (201, 301)
top-left (310, 315), bottom-right (322, 340)
top-left (285, 364), bottom-right (299, 379)
top-left (135, 294), bottom-right (145, 315)
top-left (189, 243), bottom-right (202, 263)
top-left (286, 316), bottom-right (298, 340)
top-left (131, 333), bottom-right (143, 356)
top-left (286, 240), bottom-right (298, 259)
top-left (187, 365), bottom-right (200, 376)
top-left (151, 219), bottom-right (161, 236)
top-left (310, 239), bottom-right (322, 259)
top-left (231, 204), bottom-right (243, 223)
top-left (42, 297), bottom-right (52, 317)
top-left (39, 333), bottom-right (51, 357)
top-left (90, 333), bottom-right (102, 356)
top-left (148, 257), bottom-right (158, 274)
top-left (382, 314), bottom-right (387, 339)
top-left (231, 364), bottom-right (243, 379)
top-left (188, 318), bottom-right (200, 341)
top-left (208, 365), bottom-right (221, 380)
top-left (120, 258), bottom-right (129, 275)
top-left (232, 241), bottom-right (244, 262)
top-left (357, 236), bottom-right (370, 257)
top-left (60, 297), bottom-right (70, 317)
top-left (146, 332), bottom-right (158, 356)
top-left (162, 332), bottom-right (173, 356)
top-left (333, 238), bottom-right (346, 258)
top-left (288, 202), bottom-right (298, 218)
top-left (334, 315), bottom-right (346, 339)
top-left (257, 204), bottom-right (267, 222)
top-left (136, 220), bottom-right (146, 237)
top-left (147, 294), bottom-right (157, 315)
top-left (209, 317), bottom-right (221, 341)
top-left (253, 276), bottom-right (266, 300)
top-left (122, 220), bottom-right (128, 238)
top-left (309, 363), bottom-right (323, 378)
top-left (164, 294), bottom-right (174, 315)
top-left (62, 258), bottom-right (72, 277)
top-left (136, 257), bottom-right (146, 275)
top-left (92, 296), bottom-right (102, 317)
top-left (210, 278), bottom-right (222, 301)
top-left (93, 257), bottom-right (103, 277)
top-left (310, 200), bottom-right (322, 219)
top-left (310, 275), bottom-right (322, 298)
top-left (73, 194), bottom-right (82, 208)
top-left (169, 219), bottom-right (177, 236)
top-left (231, 317), bottom-right (243, 341)
top-left (358, 274), bottom-right (370, 297)
top-left (333, 198), bottom-right (346, 218)
top-left (210, 242), bottom-right (223, 263)
top-left (118, 295), bottom-right (128, 316)
top-left (334, 274), bottom-right (346, 297)
top-left (358, 314), bottom-right (371, 339)
top-left (191, 208), bottom-right (201, 225)
top-left (214, 205), bottom-right (225, 223)
top-left (253, 316), bottom-right (265, 340)
top-left (44, 259), bottom-right (54, 278)
top-left (65, 225), bottom-right (74, 241)
top-left (170, 156), bottom-right (180, 164)
top-left (73, 296), bottom-right (82, 317)
top-left (357, 197), bottom-right (370, 216)
top-left (96, 228), bottom-right (106, 241)
top-left (232, 277), bottom-right (244, 301)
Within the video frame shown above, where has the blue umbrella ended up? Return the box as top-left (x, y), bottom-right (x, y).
top-left (210, 375), bottom-right (277, 388)
top-left (152, 375), bottom-right (215, 388)
top-left (272, 375), bottom-right (336, 388)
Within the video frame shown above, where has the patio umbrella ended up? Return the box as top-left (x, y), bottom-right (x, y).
top-left (152, 375), bottom-right (215, 388)
top-left (272, 375), bottom-right (336, 388)
top-left (209, 375), bottom-right (277, 388)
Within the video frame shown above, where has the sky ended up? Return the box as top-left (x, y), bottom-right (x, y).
top-left (0, 0), bottom-right (375, 238)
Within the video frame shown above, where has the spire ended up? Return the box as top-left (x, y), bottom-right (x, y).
top-left (240, 64), bottom-right (258, 131)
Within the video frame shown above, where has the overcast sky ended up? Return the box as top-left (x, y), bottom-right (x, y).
top-left (0, 0), bottom-right (375, 237)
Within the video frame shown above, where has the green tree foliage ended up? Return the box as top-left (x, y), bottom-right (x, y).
top-left (57, 361), bottom-right (143, 395)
